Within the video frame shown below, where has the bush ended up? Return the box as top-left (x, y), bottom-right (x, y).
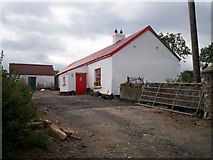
top-left (2, 72), bottom-right (42, 157)
top-left (86, 87), bottom-right (93, 95)
top-left (177, 70), bottom-right (194, 83)
top-left (20, 129), bottom-right (49, 149)
top-left (165, 70), bottom-right (194, 83)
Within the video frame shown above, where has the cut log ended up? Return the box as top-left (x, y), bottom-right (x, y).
top-left (61, 126), bottom-right (81, 140)
top-left (61, 126), bottom-right (75, 137)
top-left (49, 124), bottom-right (67, 140)
top-left (42, 119), bottom-right (52, 126)
top-left (70, 134), bottom-right (81, 140)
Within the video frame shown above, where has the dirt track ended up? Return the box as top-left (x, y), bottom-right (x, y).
top-left (17, 91), bottom-right (212, 158)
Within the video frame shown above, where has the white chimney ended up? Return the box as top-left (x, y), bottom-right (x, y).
top-left (113, 29), bottom-right (125, 44)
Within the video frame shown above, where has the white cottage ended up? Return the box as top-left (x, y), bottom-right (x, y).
top-left (9, 63), bottom-right (55, 90)
top-left (57, 25), bottom-right (181, 95)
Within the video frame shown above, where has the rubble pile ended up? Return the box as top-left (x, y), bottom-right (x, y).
top-left (27, 117), bottom-right (81, 141)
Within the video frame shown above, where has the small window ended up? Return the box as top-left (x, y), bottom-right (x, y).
top-left (62, 77), bottom-right (66, 86)
top-left (94, 68), bottom-right (101, 86)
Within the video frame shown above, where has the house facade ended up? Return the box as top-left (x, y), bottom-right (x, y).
top-left (9, 63), bottom-right (55, 90)
top-left (57, 26), bottom-right (181, 95)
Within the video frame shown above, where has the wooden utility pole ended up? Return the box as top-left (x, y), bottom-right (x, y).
top-left (188, 0), bottom-right (201, 83)
top-left (0, 50), bottom-right (3, 69)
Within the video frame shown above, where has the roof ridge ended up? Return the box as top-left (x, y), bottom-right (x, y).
top-left (10, 63), bottom-right (53, 66)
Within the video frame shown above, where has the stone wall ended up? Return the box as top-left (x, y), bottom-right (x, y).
top-left (120, 83), bottom-right (144, 102)
top-left (202, 65), bottom-right (213, 119)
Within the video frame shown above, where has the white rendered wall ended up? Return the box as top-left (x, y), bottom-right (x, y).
top-left (87, 57), bottom-right (112, 94)
top-left (112, 30), bottom-right (180, 95)
top-left (59, 66), bottom-right (87, 92)
top-left (20, 75), bottom-right (54, 88)
top-left (59, 73), bottom-right (71, 92)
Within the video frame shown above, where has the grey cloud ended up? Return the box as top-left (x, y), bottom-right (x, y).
top-left (3, 2), bottom-right (210, 36)
top-left (4, 50), bottom-right (49, 66)
top-left (3, 2), bottom-right (49, 16)
top-left (1, 2), bottom-right (211, 71)
top-left (3, 34), bottom-right (64, 52)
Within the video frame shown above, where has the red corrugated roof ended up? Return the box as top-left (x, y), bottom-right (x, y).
top-left (9, 63), bottom-right (55, 76)
top-left (58, 25), bottom-right (180, 75)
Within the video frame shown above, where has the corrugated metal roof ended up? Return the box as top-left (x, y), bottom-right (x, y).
top-left (58, 25), bottom-right (180, 75)
top-left (9, 63), bottom-right (55, 76)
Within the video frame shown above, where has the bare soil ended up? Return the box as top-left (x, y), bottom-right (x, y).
top-left (16, 91), bottom-right (212, 158)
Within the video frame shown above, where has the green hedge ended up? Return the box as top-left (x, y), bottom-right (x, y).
top-left (2, 72), bottom-right (37, 157)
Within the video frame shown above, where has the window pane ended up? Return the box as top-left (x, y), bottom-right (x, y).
top-left (95, 68), bottom-right (101, 86)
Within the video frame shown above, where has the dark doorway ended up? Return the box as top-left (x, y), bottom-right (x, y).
top-left (28, 77), bottom-right (36, 91)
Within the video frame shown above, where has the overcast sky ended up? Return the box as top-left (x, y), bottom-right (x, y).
top-left (0, 1), bottom-right (212, 72)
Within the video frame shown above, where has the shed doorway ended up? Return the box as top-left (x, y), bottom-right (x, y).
top-left (76, 73), bottom-right (86, 95)
top-left (28, 77), bottom-right (36, 91)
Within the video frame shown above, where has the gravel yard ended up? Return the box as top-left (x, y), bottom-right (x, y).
top-left (16, 91), bottom-right (211, 158)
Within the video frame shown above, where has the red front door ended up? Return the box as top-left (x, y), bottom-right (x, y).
top-left (76, 73), bottom-right (86, 95)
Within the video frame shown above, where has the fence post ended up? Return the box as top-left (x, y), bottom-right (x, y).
top-left (202, 65), bottom-right (213, 119)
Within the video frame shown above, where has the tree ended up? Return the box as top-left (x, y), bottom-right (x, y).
top-left (159, 32), bottom-right (191, 59)
top-left (200, 42), bottom-right (213, 69)
top-left (177, 70), bottom-right (194, 83)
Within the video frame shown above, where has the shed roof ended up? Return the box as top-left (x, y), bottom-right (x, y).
top-left (9, 63), bottom-right (55, 76)
top-left (58, 25), bottom-right (180, 76)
